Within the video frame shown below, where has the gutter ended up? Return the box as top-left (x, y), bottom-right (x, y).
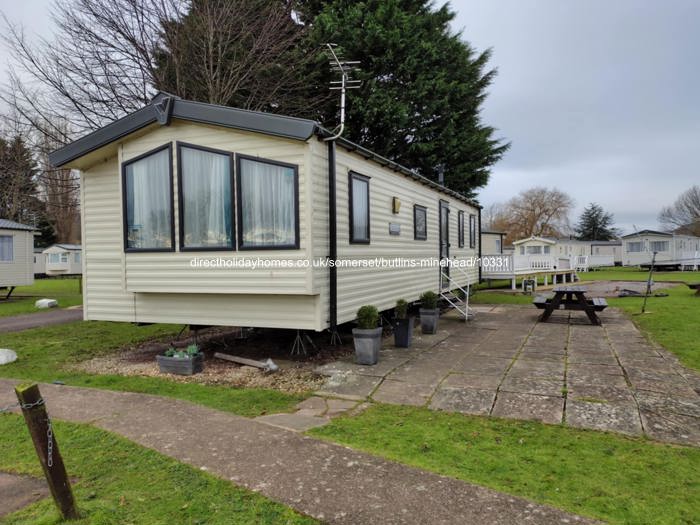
top-left (328, 141), bottom-right (338, 331)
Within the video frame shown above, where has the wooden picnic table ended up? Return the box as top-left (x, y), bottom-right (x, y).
top-left (533, 286), bottom-right (607, 326)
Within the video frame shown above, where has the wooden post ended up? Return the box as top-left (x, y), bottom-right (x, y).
top-left (15, 383), bottom-right (79, 520)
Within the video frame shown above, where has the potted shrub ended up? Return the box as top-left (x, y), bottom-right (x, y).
top-left (419, 291), bottom-right (440, 334)
top-left (156, 344), bottom-right (203, 376)
top-left (392, 299), bottom-right (415, 348)
top-left (352, 305), bottom-right (382, 365)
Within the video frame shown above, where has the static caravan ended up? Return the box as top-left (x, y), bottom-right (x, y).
top-left (555, 238), bottom-right (590, 258)
top-left (590, 240), bottom-right (622, 266)
top-left (513, 236), bottom-right (555, 256)
top-left (0, 219), bottom-right (35, 295)
top-left (622, 230), bottom-right (700, 269)
top-left (43, 244), bottom-right (83, 276)
top-left (480, 231), bottom-right (505, 254)
top-left (34, 248), bottom-right (46, 275)
top-left (48, 93), bottom-right (481, 331)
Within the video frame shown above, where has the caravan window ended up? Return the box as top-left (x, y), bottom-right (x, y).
top-left (526, 245), bottom-right (542, 255)
top-left (178, 144), bottom-right (234, 250)
top-left (469, 214), bottom-right (476, 248)
top-left (123, 145), bottom-right (174, 251)
top-left (627, 241), bottom-right (643, 252)
top-left (237, 155), bottom-right (299, 249)
top-left (60, 253), bottom-right (69, 263)
top-left (349, 172), bottom-right (370, 244)
top-left (48, 253), bottom-right (60, 264)
top-left (74, 252), bottom-right (81, 264)
top-left (458, 211), bottom-right (465, 248)
top-left (650, 241), bottom-right (669, 252)
top-left (0, 235), bottom-right (12, 262)
top-left (414, 205), bottom-right (427, 240)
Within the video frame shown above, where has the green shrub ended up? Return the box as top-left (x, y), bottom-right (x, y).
top-left (420, 291), bottom-right (438, 309)
top-left (164, 344), bottom-right (200, 359)
top-left (395, 299), bottom-right (409, 319)
top-left (356, 305), bottom-right (380, 329)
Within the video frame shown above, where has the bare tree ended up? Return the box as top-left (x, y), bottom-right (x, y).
top-left (487, 187), bottom-right (574, 244)
top-left (659, 185), bottom-right (700, 236)
top-left (0, 0), bottom-right (327, 143)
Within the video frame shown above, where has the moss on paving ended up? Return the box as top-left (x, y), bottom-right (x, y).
top-left (0, 415), bottom-right (316, 524)
top-left (0, 321), bottom-right (305, 417)
top-left (310, 404), bottom-right (700, 525)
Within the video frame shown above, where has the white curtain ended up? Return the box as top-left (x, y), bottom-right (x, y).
top-left (352, 178), bottom-right (369, 241)
top-left (240, 158), bottom-right (296, 247)
top-left (181, 147), bottom-right (231, 248)
top-left (0, 236), bottom-right (13, 261)
top-left (125, 148), bottom-right (171, 249)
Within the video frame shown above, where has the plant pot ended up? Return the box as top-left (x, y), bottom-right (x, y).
top-left (392, 316), bottom-right (415, 348)
top-left (156, 353), bottom-right (204, 376)
top-left (352, 327), bottom-right (383, 365)
top-left (420, 308), bottom-right (439, 334)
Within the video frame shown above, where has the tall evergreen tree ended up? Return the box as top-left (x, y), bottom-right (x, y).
top-left (575, 203), bottom-right (619, 241)
top-left (303, 0), bottom-right (509, 196)
top-left (0, 135), bottom-right (40, 224)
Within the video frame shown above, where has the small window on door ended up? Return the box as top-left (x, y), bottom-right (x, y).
top-left (469, 214), bottom-right (476, 248)
top-left (414, 205), bottom-right (427, 240)
top-left (349, 172), bottom-right (370, 243)
top-left (458, 211), bottom-right (465, 248)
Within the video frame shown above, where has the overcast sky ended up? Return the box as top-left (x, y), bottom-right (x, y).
top-left (2, 1), bottom-right (698, 234)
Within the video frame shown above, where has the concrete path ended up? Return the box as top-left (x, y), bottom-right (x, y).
top-left (0, 472), bottom-right (48, 517)
top-left (317, 306), bottom-right (700, 447)
top-left (0, 307), bottom-right (83, 333)
top-left (0, 379), bottom-right (594, 524)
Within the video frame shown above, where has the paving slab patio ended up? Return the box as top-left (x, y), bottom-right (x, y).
top-left (316, 305), bottom-right (700, 446)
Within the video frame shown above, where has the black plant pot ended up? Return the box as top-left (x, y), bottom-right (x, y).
top-left (420, 308), bottom-right (439, 334)
top-left (156, 353), bottom-right (204, 376)
top-left (393, 316), bottom-right (415, 348)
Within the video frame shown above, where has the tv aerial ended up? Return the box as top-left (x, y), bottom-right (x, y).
top-left (323, 43), bottom-right (361, 141)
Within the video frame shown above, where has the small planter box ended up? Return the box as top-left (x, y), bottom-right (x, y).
top-left (156, 353), bottom-right (204, 376)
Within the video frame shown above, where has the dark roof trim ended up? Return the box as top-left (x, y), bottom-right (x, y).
top-left (620, 229), bottom-right (672, 238)
top-left (49, 93), bottom-right (480, 208)
top-left (0, 218), bottom-right (37, 231)
top-left (49, 96), bottom-right (317, 168)
top-left (481, 230), bottom-right (505, 235)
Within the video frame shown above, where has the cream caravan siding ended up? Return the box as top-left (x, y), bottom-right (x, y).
top-left (481, 233), bottom-right (503, 254)
top-left (81, 123), bottom-right (322, 329)
top-left (120, 120), bottom-right (313, 295)
top-left (328, 144), bottom-right (480, 324)
top-left (0, 228), bottom-right (34, 287)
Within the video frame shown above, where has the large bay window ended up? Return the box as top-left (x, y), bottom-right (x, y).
top-left (178, 144), bottom-right (234, 250)
top-left (349, 172), bottom-right (370, 244)
top-left (123, 145), bottom-right (174, 251)
top-left (237, 155), bottom-right (298, 249)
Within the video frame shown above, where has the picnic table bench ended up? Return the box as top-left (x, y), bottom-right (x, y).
top-left (533, 286), bottom-right (607, 325)
top-left (687, 283), bottom-right (700, 296)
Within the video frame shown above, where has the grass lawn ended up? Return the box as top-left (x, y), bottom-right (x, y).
top-left (0, 415), bottom-right (316, 524)
top-left (310, 404), bottom-right (700, 525)
top-left (0, 278), bottom-right (83, 317)
top-left (0, 321), bottom-right (305, 417)
top-left (579, 266), bottom-right (700, 284)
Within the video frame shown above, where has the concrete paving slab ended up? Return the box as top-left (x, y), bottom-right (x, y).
top-left (317, 373), bottom-right (382, 400)
top-left (640, 409), bottom-right (700, 447)
top-left (567, 373), bottom-right (628, 389)
top-left (254, 413), bottom-right (329, 432)
top-left (441, 373), bottom-right (503, 390)
top-left (0, 472), bottom-right (48, 517)
top-left (429, 387), bottom-right (496, 415)
top-left (634, 391), bottom-right (700, 418)
top-left (567, 385), bottom-right (636, 405)
top-left (325, 398), bottom-right (359, 417)
top-left (500, 377), bottom-right (565, 397)
top-left (632, 380), bottom-right (698, 399)
top-left (566, 401), bottom-right (643, 436)
top-left (567, 363), bottom-right (624, 377)
top-left (372, 379), bottom-right (435, 406)
top-left (492, 392), bottom-right (564, 424)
